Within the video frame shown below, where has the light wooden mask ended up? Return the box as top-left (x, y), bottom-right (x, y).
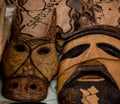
top-left (57, 25), bottom-right (120, 104)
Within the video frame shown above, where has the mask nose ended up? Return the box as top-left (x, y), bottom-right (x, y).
top-left (2, 77), bottom-right (48, 101)
top-left (83, 45), bottom-right (101, 61)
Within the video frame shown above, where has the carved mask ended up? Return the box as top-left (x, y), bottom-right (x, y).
top-left (57, 25), bottom-right (120, 104)
top-left (1, 1), bottom-right (58, 101)
top-left (2, 36), bottom-right (58, 101)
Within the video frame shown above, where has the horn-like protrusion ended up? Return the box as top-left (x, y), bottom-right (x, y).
top-left (45, 8), bottom-right (57, 41)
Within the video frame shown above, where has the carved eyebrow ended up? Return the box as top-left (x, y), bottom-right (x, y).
top-left (61, 44), bottom-right (90, 61)
top-left (97, 43), bottom-right (120, 58)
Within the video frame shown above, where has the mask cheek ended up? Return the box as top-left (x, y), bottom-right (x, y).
top-left (98, 59), bottom-right (120, 89)
top-left (31, 43), bottom-right (58, 81)
top-left (2, 41), bottom-right (29, 77)
top-left (60, 50), bottom-right (89, 72)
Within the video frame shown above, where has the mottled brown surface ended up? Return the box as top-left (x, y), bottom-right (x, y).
top-left (2, 0), bottom-right (58, 101)
top-left (2, 77), bottom-right (48, 101)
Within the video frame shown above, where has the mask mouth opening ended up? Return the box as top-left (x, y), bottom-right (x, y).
top-left (63, 60), bottom-right (118, 89)
top-left (77, 74), bottom-right (104, 82)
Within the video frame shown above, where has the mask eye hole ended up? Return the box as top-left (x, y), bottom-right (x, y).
top-left (14, 44), bottom-right (25, 52)
top-left (37, 47), bottom-right (50, 55)
top-left (61, 44), bottom-right (90, 61)
top-left (97, 43), bottom-right (120, 58)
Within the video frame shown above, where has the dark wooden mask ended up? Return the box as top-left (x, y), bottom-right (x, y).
top-left (1, 0), bottom-right (58, 101)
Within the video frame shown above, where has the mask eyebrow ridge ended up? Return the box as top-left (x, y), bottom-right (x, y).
top-left (97, 43), bottom-right (120, 58)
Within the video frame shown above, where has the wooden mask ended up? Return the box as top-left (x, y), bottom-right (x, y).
top-left (1, 0), bottom-right (58, 101)
top-left (57, 25), bottom-right (120, 104)
top-left (57, 0), bottom-right (120, 103)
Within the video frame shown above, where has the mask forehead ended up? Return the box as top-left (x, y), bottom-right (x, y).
top-left (63, 34), bottom-right (120, 53)
top-left (21, 36), bottom-right (54, 49)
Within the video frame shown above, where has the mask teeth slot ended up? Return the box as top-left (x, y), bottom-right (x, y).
top-left (77, 74), bottom-right (105, 82)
